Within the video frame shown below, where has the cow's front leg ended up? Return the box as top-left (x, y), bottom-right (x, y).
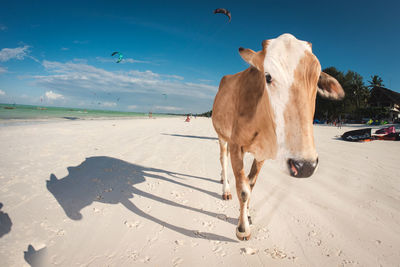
top-left (246, 159), bottom-right (265, 225)
top-left (219, 138), bottom-right (232, 200)
top-left (230, 144), bottom-right (251, 240)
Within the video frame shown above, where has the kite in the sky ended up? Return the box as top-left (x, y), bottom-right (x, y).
top-left (111, 51), bottom-right (123, 63)
top-left (213, 8), bottom-right (231, 22)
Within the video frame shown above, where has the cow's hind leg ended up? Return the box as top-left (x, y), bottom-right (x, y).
top-left (230, 144), bottom-right (251, 240)
top-left (246, 159), bottom-right (265, 225)
top-left (219, 138), bottom-right (232, 200)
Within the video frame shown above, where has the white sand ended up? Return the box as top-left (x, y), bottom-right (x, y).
top-left (0, 117), bottom-right (399, 266)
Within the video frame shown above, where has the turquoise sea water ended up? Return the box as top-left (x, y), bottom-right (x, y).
top-left (0, 104), bottom-right (166, 120)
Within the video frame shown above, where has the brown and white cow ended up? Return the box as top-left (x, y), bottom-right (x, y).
top-left (212, 33), bottom-right (344, 240)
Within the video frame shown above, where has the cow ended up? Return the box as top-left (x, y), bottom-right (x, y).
top-left (212, 33), bottom-right (344, 240)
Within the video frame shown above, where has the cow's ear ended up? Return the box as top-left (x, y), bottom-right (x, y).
top-left (317, 72), bottom-right (345, 100)
top-left (239, 47), bottom-right (264, 71)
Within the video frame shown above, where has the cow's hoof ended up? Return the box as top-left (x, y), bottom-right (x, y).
top-left (220, 179), bottom-right (224, 184)
top-left (222, 193), bottom-right (232, 200)
top-left (248, 216), bottom-right (252, 225)
top-left (236, 227), bottom-right (251, 241)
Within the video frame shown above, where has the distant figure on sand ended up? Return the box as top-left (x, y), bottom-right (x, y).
top-left (185, 115), bottom-right (190, 122)
top-left (337, 119), bottom-right (342, 129)
top-left (149, 111), bottom-right (152, 119)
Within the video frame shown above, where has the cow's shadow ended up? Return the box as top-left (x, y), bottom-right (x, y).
top-left (46, 156), bottom-right (237, 242)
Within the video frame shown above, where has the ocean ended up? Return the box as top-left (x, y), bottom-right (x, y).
top-left (0, 104), bottom-right (167, 121)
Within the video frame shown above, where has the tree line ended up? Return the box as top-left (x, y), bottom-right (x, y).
top-left (315, 67), bottom-right (385, 122)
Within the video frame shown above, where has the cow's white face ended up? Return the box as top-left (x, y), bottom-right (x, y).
top-left (239, 33), bottom-right (344, 178)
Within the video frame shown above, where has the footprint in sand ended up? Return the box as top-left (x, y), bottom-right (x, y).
top-left (342, 259), bottom-right (357, 265)
top-left (170, 190), bottom-right (184, 199)
top-left (307, 230), bottom-right (322, 246)
top-left (172, 257), bottom-right (183, 266)
top-left (178, 199), bottom-right (188, 204)
top-left (128, 250), bottom-right (139, 261)
top-left (191, 240), bottom-right (199, 247)
top-left (146, 182), bottom-right (159, 191)
top-left (174, 240), bottom-right (184, 246)
top-left (215, 201), bottom-right (228, 212)
top-left (40, 221), bottom-right (65, 236)
top-left (127, 250), bottom-right (150, 263)
top-left (93, 207), bottom-right (102, 214)
top-left (139, 256), bottom-right (151, 263)
top-left (173, 240), bottom-right (184, 252)
top-left (56, 229), bottom-right (65, 236)
top-left (201, 221), bottom-right (215, 230)
top-left (241, 247), bottom-right (258, 255)
top-left (264, 247), bottom-right (287, 259)
top-left (255, 227), bottom-right (269, 240)
top-left (124, 220), bottom-right (143, 229)
top-left (264, 247), bottom-right (297, 261)
top-left (213, 246), bottom-right (227, 257)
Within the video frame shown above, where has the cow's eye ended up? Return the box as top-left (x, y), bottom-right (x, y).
top-left (265, 73), bottom-right (272, 84)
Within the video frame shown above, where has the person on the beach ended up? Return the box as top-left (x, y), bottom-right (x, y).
top-left (337, 119), bottom-right (342, 129)
top-left (185, 115), bottom-right (190, 122)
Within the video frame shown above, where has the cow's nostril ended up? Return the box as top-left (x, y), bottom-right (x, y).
top-left (288, 159), bottom-right (298, 176)
top-left (288, 158), bottom-right (318, 178)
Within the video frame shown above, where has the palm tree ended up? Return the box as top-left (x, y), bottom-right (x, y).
top-left (368, 75), bottom-right (384, 88)
top-left (344, 71), bottom-right (369, 109)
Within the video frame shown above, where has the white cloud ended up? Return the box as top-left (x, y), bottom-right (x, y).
top-left (0, 89), bottom-right (5, 95)
top-left (127, 105), bottom-right (138, 109)
top-left (163, 74), bottom-right (184, 80)
top-left (100, 101), bottom-right (117, 107)
top-left (0, 66), bottom-right (7, 74)
top-left (123, 58), bottom-right (152, 64)
top-left (198, 78), bottom-right (213, 83)
top-left (154, 106), bottom-right (183, 111)
top-left (61, 47), bottom-right (69, 51)
top-left (72, 58), bottom-right (87, 64)
top-left (0, 45), bottom-right (31, 62)
top-left (35, 60), bottom-right (217, 99)
top-left (96, 56), bottom-right (151, 64)
top-left (0, 24), bottom-right (7, 31)
top-left (45, 90), bottom-right (64, 100)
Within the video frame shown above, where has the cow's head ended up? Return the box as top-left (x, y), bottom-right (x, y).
top-left (239, 33), bottom-right (344, 178)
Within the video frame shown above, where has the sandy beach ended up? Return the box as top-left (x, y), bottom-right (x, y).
top-left (0, 117), bottom-right (399, 266)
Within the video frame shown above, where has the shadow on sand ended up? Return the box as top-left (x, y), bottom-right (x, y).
top-left (46, 156), bottom-right (237, 242)
top-left (24, 245), bottom-right (48, 267)
top-left (0, 203), bottom-right (12, 238)
top-left (161, 133), bottom-right (218, 140)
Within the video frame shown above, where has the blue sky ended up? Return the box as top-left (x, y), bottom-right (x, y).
top-left (0, 0), bottom-right (399, 113)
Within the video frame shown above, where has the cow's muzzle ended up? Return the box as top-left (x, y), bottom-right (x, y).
top-left (287, 158), bottom-right (318, 178)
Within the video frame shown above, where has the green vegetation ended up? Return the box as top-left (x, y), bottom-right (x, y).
top-left (315, 67), bottom-right (372, 121)
top-left (197, 110), bottom-right (212, 117)
top-left (315, 68), bottom-right (392, 122)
